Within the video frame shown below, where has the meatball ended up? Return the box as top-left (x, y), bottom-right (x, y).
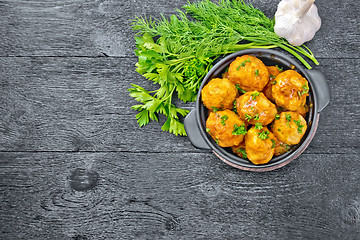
top-left (274, 138), bottom-right (291, 156)
top-left (206, 110), bottom-right (247, 147)
top-left (267, 66), bottom-right (283, 78)
top-left (228, 55), bottom-right (269, 91)
top-left (222, 70), bottom-right (230, 79)
top-left (262, 66), bottom-right (283, 102)
top-left (246, 148), bottom-right (274, 165)
top-left (235, 91), bottom-right (277, 125)
top-left (294, 103), bottom-right (309, 118)
top-left (231, 142), bottom-right (247, 159)
top-left (272, 70), bottom-right (309, 111)
top-left (245, 126), bottom-right (277, 165)
top-left (271, 112), bottom-right (307, 145)
top-left (262, 81), bottom-right (276, 102)
top-left (201, 78), bottom-right (238, 111)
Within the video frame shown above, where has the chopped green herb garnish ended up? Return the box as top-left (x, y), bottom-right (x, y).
top-left (272, 80), bottom-right (277, 85)
top-left (206, 127), bottom-right (210, 132)
top-left (215, 139), bottom-right (219, 144)
top-left (251, 91), bottom-right (260, 100)
top-left (233, 100), bottom-right (237, 114)
top-left (236, 148), bottom-right (247, 159)
top-left (237, 59), bottom-right (251, 70)
top-left (245, 114), bottom-right (252, 121)
top-left (276, 65), bottom-right (283, 71)
top-left (293, 119), bottom-right (304, 133)
top-left (269, 74), bottom-right (275, 79)
top-left (304, 104), bottom-right (309, 111)
top-left (285, 143), bottom-right (291, 151)
top-left (235, 84), bottom-right (246, 94)
top-left (232, 123), bottom-right (247, 135)
top-left (211, 106), bottom-right (219, 112)
top-left (253, 114), bottom-right (260, 120)
top-left (275, 114), bottom-right (280, 120)
top-left (255, 122), bottom-right (263, 130)
top-left (285, 113), bottom-right (291, 126)
top-left (220, 115), bottom-right (228, 125)
top-left (255, 70), bottom-right (259, 76)
top-left (271, 139), bottom-right (276, 148)
top-left (278, 128), bottom-right (281, 132)
top-left (257, 130), bottom-right (270, 140)
top-left (298, 85), bottom-right (309, 97)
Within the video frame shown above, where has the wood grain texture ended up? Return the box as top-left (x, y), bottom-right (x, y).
top-left (0, 0), bottom-right (358, 58)
top-left (0, 0), bottom-right (359, 239)
top-left (0, 57), bottom-right (359, 153)
top-left (1, 152), bottom-right (360, 240)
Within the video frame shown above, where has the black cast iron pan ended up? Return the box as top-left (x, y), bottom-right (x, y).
top-left (184, 49), bottom-right (330, 171)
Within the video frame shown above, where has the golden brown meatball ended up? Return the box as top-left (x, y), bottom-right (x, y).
top-left (246, 148), bottom-right (274, 165)
top-left (206, 110), bottom-right (247, 147)
top-left (274, 138), bottom-right (291, 156)
top-left (235, 91), bottom-right (277, 125)
top-left (262, 66), bottom-right (283, 102)
top-left (231, 142), bottom-right (247, 159)
top-left (262, 81), bottom-right (275, 102)
top-left (228, 55), bottom-right (269, 91)
top-left (245, 126), bottom-right (277, 165)
top-left (294, 103), bottom-right (309, 118)
top-left (267, 65), bottom-right (283, 78)
top-left (272, 70), bottom-right (309, 111)
top-left (222, 70), bottom-right (229, 79)
top-left (271, 112), bottom-right (307, 145)
top-left (201, 78), bottom-right (238, 111)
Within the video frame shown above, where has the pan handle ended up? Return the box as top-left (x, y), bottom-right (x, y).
top-left (184, 109), bottom-right (211, 150)
top-left (306, 69), bottom-right (330, 112)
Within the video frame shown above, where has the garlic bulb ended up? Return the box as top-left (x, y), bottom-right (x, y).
top-left (274, 0), bottom-right (321, 46)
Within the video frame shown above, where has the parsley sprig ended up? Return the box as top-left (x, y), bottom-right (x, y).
top-left (129, 84), bottom-right (188, 135)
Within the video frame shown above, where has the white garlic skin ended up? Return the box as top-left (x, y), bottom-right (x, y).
top-left (274, 0), bottom-right (321, 46)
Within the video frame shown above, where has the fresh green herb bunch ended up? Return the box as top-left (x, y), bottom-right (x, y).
top-left (129, 0), bottom-right (319, 136)
top-left (183, 0), bottom-right (319, 68)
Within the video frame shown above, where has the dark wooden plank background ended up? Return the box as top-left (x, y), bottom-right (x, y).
top-left (0, 0), bottom-right (359, 239)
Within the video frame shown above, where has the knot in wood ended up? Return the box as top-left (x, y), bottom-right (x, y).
top-left (69, 168), bottom-right (99, 191)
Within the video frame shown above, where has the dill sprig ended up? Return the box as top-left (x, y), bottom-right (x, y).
top-left (184, 0), bottom-right (319, 68)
